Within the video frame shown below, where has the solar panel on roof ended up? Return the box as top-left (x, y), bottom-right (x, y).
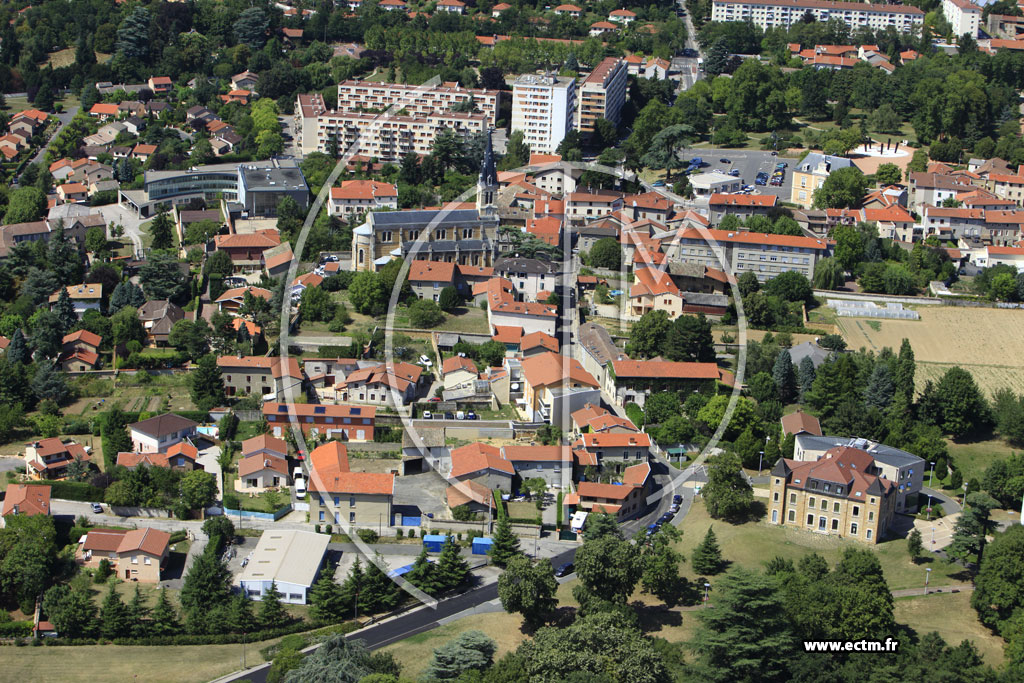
top-left (350, 408), bottom-right (361, 415)
top-left (314, 406), bottom-right (325, 414)
top-left (278, 405), bottom-right (287, 413)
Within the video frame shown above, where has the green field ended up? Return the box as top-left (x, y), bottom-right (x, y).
top-left (894, 591), bottom-right (1004, 666)
top-left (673, 500), bottom-right (970, 591)
top-left (946, 438), bottom-right (1016, 486)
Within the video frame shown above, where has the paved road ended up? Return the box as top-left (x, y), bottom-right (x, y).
top-left (26, 105), bottom-right (79, 169)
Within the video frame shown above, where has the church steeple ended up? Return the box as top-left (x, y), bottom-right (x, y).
top-left (476, 128), bottom-right (498, 217)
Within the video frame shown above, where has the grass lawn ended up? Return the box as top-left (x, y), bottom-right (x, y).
top-left (236, 420), bottom-right (267, 442)
top-left (477, 404), bottom-right (518, 420)
top-left (945, 438), bottom-right (1016, 485)
top-left (674, 500), bottom-right (970, 591)
top-left (380, 611), bottom-right (528, 679)
top-left (391, 304), bottom-right (491, 334)
top-left (894, 591), bottom-right (1005, 667)
top-left (2, 638), bottom-right (280, 683)
top-left (506, 501), bottom-right (541, 520)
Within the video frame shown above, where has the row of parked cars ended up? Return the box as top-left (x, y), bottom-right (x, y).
top-left (755, 161), bottom-right (788, 187)
top-left (646, 494), bottom-right (684, 537)
top-left (422, 410), bottom-right (477, 420)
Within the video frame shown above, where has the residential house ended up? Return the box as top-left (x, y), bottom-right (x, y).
top-left (446, 479), bottom-right (496, 514)
top-left (408, 260), bottom-right (457, 302)
top-left (340, 361), bottom-right (424, 406)
top-left (116, 442), bottom-right (201, 471)
top-left (781, 410), bottom-right (823, 437)
top-left (77, 527), bottom-right (171, 582)
top-left (607, 358), bottom-right (730, 408)
top-left (241, 434), bottom-right (289, 460)
top-left (566, 191), bottom-right (624, 223)
top-left (790, 153), bottom-right (855, 208)
top-left (147, 76), bottom-right (173, 94)
top-left (708, 193), bottom-right (779, 223)
top-left (437, 0), bottom-right (466, 12)
top-left (308, 441), bottom-right (395, 527)
top-left (493, 257), bottom-right (560, 303)
top-left (221, 89), bottom-right (252, 105)
top-left (59, 329), bottom-right (102, 372)
top-left (24, 439), bottom-right (90, 480)
top-left (484, 280), bottom-right (558, 336)
top-left (88, 103), bottom-right (120, 120)
top-left (262, 402), bottom-right (375, 441)
top-left (520, 351), bottom-right (601, 423)
top-left (768, 445), bottom-right (898, 543)
top-left (137, 300), bottom-right (184, 346)
top-left (907, 172), bottom-right (975, 213)
top-left (128, 413), bottom-right (198, 453)
top-left (56, 183), bottom-right (88, 204)
top-left (448, 443), bottom-right (516, 490)
top-left (564, 461), bottom-right (651, 521)
top-left (236, 452), bottom-right (290, 493)
top-left (1, 484), bottom-right (50, 525)
top-left (502, 445), bottom-right (570, 488)
top-left (217, 355), bottom-right (305, 399)
top-left (554, 3), bottom-right (582, 16)
top-left (578, 431), bottom-right (651, 473)
top-left (328, 180), bottom-right (399, 217)
top-left (215, 286), bottom-right (273, 315)
top-left (442, 355), bottom-right (479, 392)
top-left (9, 109), bottom-right (48, 138)
top-left (213, 231), bottom-right (282, 272)
top-left (231, 71), bottom-right (260, 92)
top-left (132, 144), bottom-right (157, 162)
top-left (48, 284), bottom-right (103, 318)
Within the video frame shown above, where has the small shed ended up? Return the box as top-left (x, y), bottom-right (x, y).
top-left (471, 537), bottom-right (494, 555)
top-left (423, 534), bottom-right (447, 553)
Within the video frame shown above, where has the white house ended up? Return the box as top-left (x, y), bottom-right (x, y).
top-left (128, 414), bottom-right (199, 453)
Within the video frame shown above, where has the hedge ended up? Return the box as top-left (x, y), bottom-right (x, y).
top-left (42, 620), bottom-right (362, 648)
top-left (27, 481), bottom-right (105, 502)
top-left (507, 517), bottom-right (542, 526)
top-left (0, 621), bottom-right (32, 637)
top-left (168, 530), bottom-right (188, 544)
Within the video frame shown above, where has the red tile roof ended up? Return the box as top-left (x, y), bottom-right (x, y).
top-left (408, 260), bottom-right (456, 283)
top-left (709, 193), bottom-right (778, 207)
top-left (1, 484), bottom-right (50, 516)
top-left (63, 329), bottom-right (102, 348)
top-left (611, 359), bottom-right (721, 380)
top-left (442, 355), bottom-right (478, 376)
top-left (521, 352), bottom-right (599, 389)
top-left (450, 443), bottom-right (514, 478)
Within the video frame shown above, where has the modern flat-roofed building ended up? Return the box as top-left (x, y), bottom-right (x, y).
top-left (710, 0), bottom-right (924, 32)
top-left (237, 165), bottom-right (310, 217)
top-left (671, 227), bottom-right (831, 282)
top-left (235, 529), bottom-right (330, 604)
top-left (512, 74), bottom-right (576, 154)
top-left (576, 58), bottom-right (627, 137)
top-left (336, 80), bottom-right (500, 127)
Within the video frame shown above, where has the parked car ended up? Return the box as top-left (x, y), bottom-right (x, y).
top-left (646, 523), bottom-right (660, 536)
top-left (776, 162), bottom-right (788, 169)
top-left (719, 157), bottom-right (730, 163)
top-left (295, 479), bottom-right (306, 499)
top-left (670, 503), bottom-right (680, 513)
top-left (91, 503), bottom-right (103, 514)
top-left (672, 494), bottom-right (683, 505)
top-left (729, 169), bottom-right (740, 177)
top-left (293, 466), bottom-right (304, 481)
top-left (423, 410), bottom-right (432, 420)
top-left (444, 411), bottom-right (455, 420)
top-left (554, 562), bottom-right (575, 577)
top-left (466, 411), bottom-right (477, 420)
top-left (429, 396), bottom-right (441, 402)
top-left (418, 355), bottom-right (432, 367)
top-left (652, 180), bottom-right (665, 187)
top-left (456, 410), bottom-right (466, 420)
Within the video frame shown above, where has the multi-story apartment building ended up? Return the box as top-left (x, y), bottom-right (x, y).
top-left (328, 180), bottom-right (398, 217)
top-left (768, 445), bottom-right (899, 544)
top-left (512, 74), bottom-right (576, 154)
top-left (262, 402), bottom-right (375, 440)
top-left (671, 227), bottom-right (831, 282)
top-left (336, 80), bottom-right (500, 127)
top-left (308, 442), bottom-right (394, 528)
top-left (295, 93), bottom-right (329, 154)
top-left (314, 110), bottom-right (488, 162)
top-left (493, 256), bottom-right (561, 303)
top-left (576, 57), bottom-right (627, 137)
top-left (943, 0), bottom-right (982, 37)
top-left (710, 0), bottom-right (924, 32)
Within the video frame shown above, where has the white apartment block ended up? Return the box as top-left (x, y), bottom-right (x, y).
top-left (672, 228), bottom-right (831, 282)
top-left (295, 93), bottom-right (328, 154)
top-left (576, 57), bottom-right (628, 136)
top-left (336, 80), bottom-right (501, 127)
top-left (710, 0), bottom-right (924, 31)
top-left (942, 0), bottom-right (982, 37)
top-left (512, 74), bottom-right (576, 155)
top-left (313, 110), bottom-right (488, 162)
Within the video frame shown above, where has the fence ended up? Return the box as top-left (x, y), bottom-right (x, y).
top-left (423, 518), bottom-right (542, 538)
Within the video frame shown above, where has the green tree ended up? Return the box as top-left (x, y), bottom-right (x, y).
top-left (180, 470), bottom-right (218, 511)
top-left (234, 8), bottom-right (269, 48)
top-left (258, 581), bottom-right (290, 629)
top-left (691, 526), bottom-right (723, 575)
top-left (812, 257), bottom-right (845, 290)
top-left (663, 313), bottom-right (715, 363)
top-left (908, 528), bottom-right (923, 563)
top-left (408, 299), bottom-right (445, 328)
top-left (689, 568), bottom-right (795, 683)
top-left (435, 536), bottom-right (470, 590)
top-left (497, 554), bottom-right (557, 628)
top-left (972, 523), bottom-right (1024, 632)
top-left (589, 237), bottom-right (622, 270)
top-left (150, 587), bottom-right (179, 635)
top-left (874, 163), bottom-right (902, 186)
top-left (180, 550), bottom-right (231, 632)
top-left (0, 514), bottom-right (57, 609)
top-left (422, 630), bottom-right (497, 680)
top-left (405, 547), bottom-right (442, 596)
top-left (42, 584), bottom-right (96, 639)
top-left (626, 309), bottom-right (671, 359)
top-left (437, 286), bottom-right (460, 313)
top-left (772, 350), bottom-right (796, 403)
top-left (189, 354), bottom-right (225, 411)
top-left (641, 525), bottom-right (687, 607)
top-left (702, 452), bottom-right (754, 520)
top-left (31, 362), bottom-right (70, 404)
top-left (933, 366), bottom-right (989, 437)
top-left (168, 319), bottom-right (211, 361)
top-left (349, 272), bottom-right (388, 316)
top-left (832, 225), bottom-right (866, 272)
top-left (309, 573), bottom-right (348, 625)
top-left (139, 254), bottom-right (189, 301)
top-left (300, 285), bottom-right (336, 323)
top-left (5, 187), bottom-right (47, 224)
top-left (813, 167), bottom-right (868, 209)
top-left (641, 124), bottom-right (695, 179)
top-left (573, 534), bottom-right (642, 605)
top-left (489, 516), bottom-right (521, 567)
top-left (282, 635), bottom-right (396, 683)
top-left (109, 281), bottom-right (145, 313)
top-left (99, 582), bottom-right (131, 639)
top-left (149, 207), bottom-right (174, 250)
top-left (5, 329), bottom-right (27, 365)
top-left (864, 363), bottom-right (894, 410)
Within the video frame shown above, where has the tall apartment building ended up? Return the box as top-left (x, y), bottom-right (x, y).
top-left (336, 80), bottom-right (500, 127)
top-left (295, 93), bottom-right (328, 154)
top-left (512, 74), bottom-right (576, 155)
top-left (710, 0), bottom-right (924, 32)
top-left (576, 57), bottom-right (627, 137)
top-left (943, 0), bottom-right (982, 37)
top-left (314, 110), bottom-right (488, 162)
top-left (671, 227), bottom-right (831, 282)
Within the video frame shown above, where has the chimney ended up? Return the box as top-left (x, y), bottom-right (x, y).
top-left (632, 200), bottom-right (639, 221)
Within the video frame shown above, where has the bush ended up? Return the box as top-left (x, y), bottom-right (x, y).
top-left (356, 528), bottom-right (379, 543)
top-left (408, 529), bottom-right (416, 538)
top-left (223, 493), bottom-right (241, 511)
top-left (0, 621), bottom-right (32, 637)
top-left (168, 530), bottom-right (188, 544)
top-left (94, 558), bottom-right (113, 583)
top-left (396, 528), bottom-right (404, 538)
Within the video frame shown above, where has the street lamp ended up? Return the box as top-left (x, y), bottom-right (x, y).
top-left (703, 582), bottom-right (710, 607)
top-left (962, 480), bottom-right (969, 508)
top-left (924, 567), bottom-right (932, 596)
top-left (758, 450), bottom-right (764, 476)
top-left (927, 461), bottom-right (935, 520)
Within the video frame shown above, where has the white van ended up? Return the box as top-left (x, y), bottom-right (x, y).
top-left (295, 479), bottom-right (306, 500)
top-left (293, 466), bottom-right (304, 481)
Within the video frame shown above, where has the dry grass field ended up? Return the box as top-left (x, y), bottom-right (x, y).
top-left (837, 306), bottom-right (1024, 397)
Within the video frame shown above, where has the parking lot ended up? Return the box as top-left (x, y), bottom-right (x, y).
top-left (684, 148), bottom-right (799, 203)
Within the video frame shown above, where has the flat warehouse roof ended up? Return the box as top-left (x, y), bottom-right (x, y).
top-left (235, 529), bottom-right (330, 588)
